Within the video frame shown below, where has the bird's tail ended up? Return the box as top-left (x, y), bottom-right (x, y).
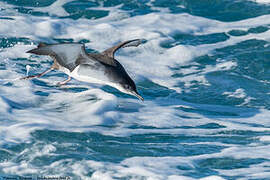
top-left (26, 42), bottom-right (51, 55)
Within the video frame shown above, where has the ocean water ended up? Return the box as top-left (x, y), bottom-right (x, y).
top-left (1, 0), bottom-right (270, 179)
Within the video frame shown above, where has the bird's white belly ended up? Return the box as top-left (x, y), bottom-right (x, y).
top-left (68, 65), bottom-right (117, 87)
top-left (71, 72), bottom-right (109, 85)
top-left (58, 65), bottom-right (130, 95)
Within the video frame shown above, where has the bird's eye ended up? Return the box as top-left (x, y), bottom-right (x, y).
top-left (124, 84), bottom-right (130, 89)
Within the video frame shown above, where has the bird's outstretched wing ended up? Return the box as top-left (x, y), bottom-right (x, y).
top-left (86, 53), bottom-right (117, 67)
top-left (102, 39), bottom-right (146, 59)
top-left (27, 39), bottom-right (146, 69)
top-left (27, 43), bottom-right (88, 71)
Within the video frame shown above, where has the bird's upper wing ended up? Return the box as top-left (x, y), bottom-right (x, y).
top-left (27, 39), bottom-right (145, 69)
top-left (102, 39), bottom-right (145, 59)
top-left (86, 53), bottom-right (117, 66)
top-left (27, 43), bottom-right (88, 71)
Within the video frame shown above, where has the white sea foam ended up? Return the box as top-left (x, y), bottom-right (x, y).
top-left (35, 0), bottom-right (73, 17)
top-left (0, 44), bottom-right (34, 59)
top-left (0, 151), bottom-right (227, 180)
top-left (252, 0), bottom-right (270, 4)
top-left (259, 136), bottom-right (270, 141)
top-left (223, 88), bottom-right (247, 99)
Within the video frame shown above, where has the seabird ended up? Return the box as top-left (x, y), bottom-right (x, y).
top-left (21, 39), bottom-right (144, 101)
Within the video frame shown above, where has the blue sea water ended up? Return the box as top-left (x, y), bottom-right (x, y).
top-left (1, 0), bottom-right (270, 179)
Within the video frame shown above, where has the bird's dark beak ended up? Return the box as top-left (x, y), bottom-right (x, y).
top-left (132, 91), bottom-right (144, 101)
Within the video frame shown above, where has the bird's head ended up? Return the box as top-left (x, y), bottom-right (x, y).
top-left (118, 80), bottom-right (144, 101)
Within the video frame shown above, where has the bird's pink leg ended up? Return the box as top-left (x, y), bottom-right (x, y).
top-left (20, 68), bottom-right (53, 80)
top-left (57, 76), bottom-right (71, 86)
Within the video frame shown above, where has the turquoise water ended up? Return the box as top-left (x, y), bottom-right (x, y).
top-left (1, 0), bottom-right (270, 179)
